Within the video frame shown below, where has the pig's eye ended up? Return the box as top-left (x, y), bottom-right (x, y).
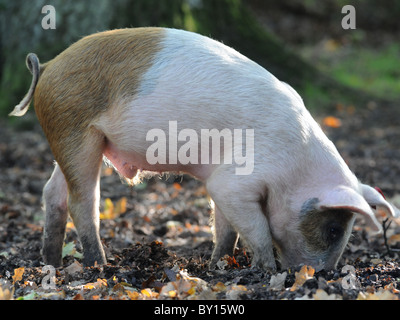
top-left (325, 223), bottom-right (344, 245)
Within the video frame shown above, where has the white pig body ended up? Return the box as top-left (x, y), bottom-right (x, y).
top-left (11, 28), bottom-right (398, 270)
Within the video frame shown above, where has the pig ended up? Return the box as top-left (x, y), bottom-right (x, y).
top-left (10, 27), bottom-right (399, 271)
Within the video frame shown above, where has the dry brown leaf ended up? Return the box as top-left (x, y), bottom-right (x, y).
top-left (313, 289), bottom-right (341, 300)
top-left (73, 293), bottom-right (84, 300)
top-left (100, 198), bottom-right (114, 220)
top-left (357, 289), bottom-right (399, 300)
top-left (66, 221), bottom-right (75, 231)
top-left (115, 197), bottom-right (127, 215)
top-left (173, 182), bottom-right (182, 191)
top-left (225, 284), bottom-right (248, 299)
top-left (269, 272), bottom-right (287, 291)
top-left (389, 233), bottom-right (400, 245)
top-left (212, 282), bottom-right (227, 292)
top-left (12, 267), bottom-right (25, 284)
top-left (141, 288), bottom-right (159, 299)
top-left (0, 282), bottom-right (14, 300)
top-left (290, 265), bottom-right (315, 291)
top-left (100, 197), bottom-right (127, 220)
top-left (141, 288), bottom-right (151, 297)
top-left (83, 278), bottom-right (108, 290)
top-left (323, 116), bottom-right (342, 128)
top-left (103, 167), bottom-right (114, 176)
top-left (126, 290), bottom-right (140, 300)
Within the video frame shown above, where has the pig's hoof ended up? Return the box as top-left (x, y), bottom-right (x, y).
top-left (251, 257), bottom-right (277, 273)
top-left (82, 254), bottom-right (107, 267)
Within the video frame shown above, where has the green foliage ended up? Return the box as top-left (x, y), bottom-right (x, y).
top-left (1, 0), bottom-right (399, 117)
top-left (329, 44), bottom-right (400, 101)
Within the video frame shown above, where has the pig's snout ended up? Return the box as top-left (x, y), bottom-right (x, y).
top-left (275, 183), bottom-right (400, 271)
top-left (297, 209), bottom-right (355, 270)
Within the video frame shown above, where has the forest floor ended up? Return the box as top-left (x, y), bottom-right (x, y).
top-left (1, 97), bottom-right (400, 301)
top-left (1, 3), bottom-right (400, 301)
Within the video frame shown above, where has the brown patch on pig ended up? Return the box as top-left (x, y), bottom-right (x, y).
top-left (33, 27), bottom-right (165, 186)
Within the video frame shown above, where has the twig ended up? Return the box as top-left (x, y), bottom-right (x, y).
top-left (382, 218), bottom-right (400, 256)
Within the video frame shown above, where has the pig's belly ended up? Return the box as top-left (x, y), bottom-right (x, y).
top-left (103, 140), bottom-right (214, 181)
top-left (103, 141), bottom-right (139, 179)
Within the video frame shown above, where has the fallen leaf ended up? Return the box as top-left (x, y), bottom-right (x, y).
top-left (371, 258), bottom-right (382, 265)
top-left (62, 242), bottom-right (83, 259)
top-left (100, 198), bottom-right (114, 220)
top-left (0, 281), bottom-right (14, 300)
top-left (324, 39), bottom-right (339, 52)
top-left (225, 284), bottom-right (248, 300)
top-left (143, 215), bottom-right (152, 223)
top-left (187, 287), bottom-right (196, 295)
top-left (313, 289), bottom-right (341, 300)
top-left (115, 197), bottom-right (127, 215)
top-left (83, 278), bottom-right (108, 290)
top-left (141, 288), bottom-right (158, 299)
top-left (66, 221), bottom-right (75, 231)
top-left (290, 265), bottom-right (315, 291)
top-left (269, 271), bottom-right (287, 291)
top-left (103, 167), bottom-right (114, 176)
top-left (357, 289), bottom-right (398, 300)
top-left (173, 183), bottom-right (182, 191)
top-left (100, 198), bottom-right (115, 220)
top-left (12, 267), bottom-right (25, 284)
top-left (212, 282), bottom-right (227, 292)
top-left (216, 258), bottom-right (229, 270)
top-left (64, 261), bottom-right (83, 275)
top-left (17, 291), bottom-right (38, 300)
top-left (193, 185), bottom-right (207, 196)
top-left (323, 116), bottom-right (342, 128)
top-left (389, 234), bottom-right (400, 245)
top-left (384, 283), bottom-right (400, 294)
top-left (73, 293), bottom-right (84, 300)
top-left (126, 290), bottom-right (140, 300)
top-left (26, 223), bottom-right (41, 232)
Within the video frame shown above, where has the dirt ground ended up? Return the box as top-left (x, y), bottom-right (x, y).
top-left (1, 94), bottom-right (400, 301)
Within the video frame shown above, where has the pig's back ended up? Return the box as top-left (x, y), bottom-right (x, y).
top-left (128, 28), bottom-right (288, 130)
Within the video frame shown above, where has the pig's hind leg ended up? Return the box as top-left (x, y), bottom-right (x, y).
top-left (42, 163), bottom-right (69, 267)
top-left (44, 128), bottom-right (107, 267)
top-left (63, 130), bottom-right (106, 267)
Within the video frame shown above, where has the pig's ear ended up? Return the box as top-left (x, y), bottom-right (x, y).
top-left (359, 183), bottom-right (400, 218)
top-left (317, 186), bottom-right (382, 232)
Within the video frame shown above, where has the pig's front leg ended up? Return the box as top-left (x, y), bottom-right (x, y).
top-left (206, 170), bottom-right (276, 271)
top-left (210, 205), bottom-right (239, 268)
